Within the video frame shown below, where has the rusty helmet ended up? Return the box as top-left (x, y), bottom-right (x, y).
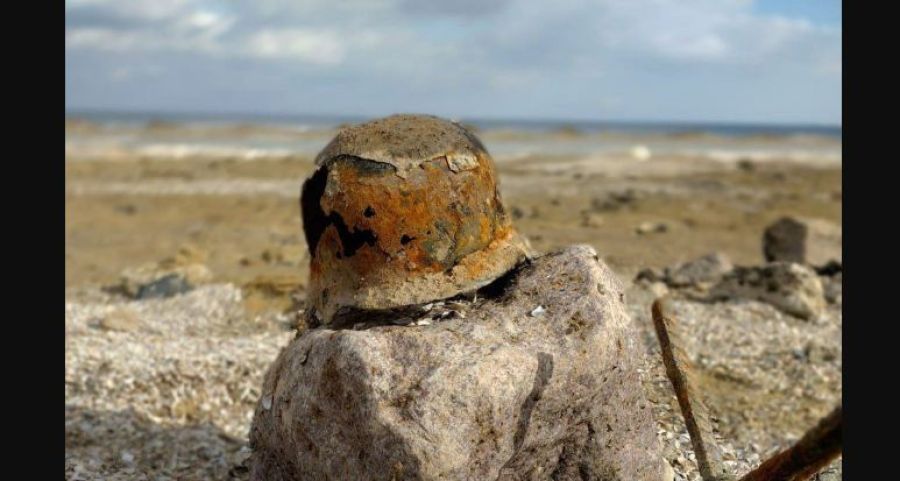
top-left (300, 114), bottom-right (532, 325)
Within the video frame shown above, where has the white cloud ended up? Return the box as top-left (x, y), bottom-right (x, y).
top-left (67, 29), bottom-right (145, 52)
top-left (244, 29), bottom-right (346, 65)
top-left (66, 0), bottom-right (199, 22)
top-left (175, 10), bottom-right (234, 38)
top-left (65, 1), bottom-right (236, 56)
top-left (580, 0), bottom-right (839, 66)
top-left (109, 64), bottom-right (163, 82)
top-left (65, 0), bottom-right (841, 123)
top-left (65, 0), bottom-right (841, 70)
top-left (65, 26), bottom-right (224, 55)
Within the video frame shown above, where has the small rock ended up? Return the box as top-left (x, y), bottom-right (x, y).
top-left (662, 459), bottom-right (676, 481)
top-left (591, 190), bottom-right (639, 212)
top-left (581, 212), bottom-right (605, 228)
top-left (737, 158), bottom-right (756, 172)
top-left (158, 245), bottom-right (209, 268)
top-left (763, 216), bottom-right (842, 267)
top-left (665, 252), bottom-right (733, 287)
top-left (118, 262), bottom-right (211, 299)
top-left (179, 244), bottom-right (208, 262)
top-left (637, 221), bottom-right (669, 235)
top-left (135, 274), bottom-right (192, 300)
top-left (630, 145), bottom-right (652, 161)
top-left (114, 204), bottom-right (137, 215)
top-left (805, 341), bottom-right (837, 363)
top-left (647, 281), bottom-right (669, 298)
top-left (635, 267), bottom-right (665, 283)
top-left (821, 272), bottom-right (842, 304)
top-left (710, 262), bottom-right (826, 320)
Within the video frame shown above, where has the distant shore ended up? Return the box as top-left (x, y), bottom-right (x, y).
top-left (65, 110), bottom-right (842, 139)
top-left (65, 116), bottom-right (842, 169)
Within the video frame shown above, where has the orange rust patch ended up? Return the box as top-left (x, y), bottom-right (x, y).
top-left (315, 153), bottom-right (508, 280)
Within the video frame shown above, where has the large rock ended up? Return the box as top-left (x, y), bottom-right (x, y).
top-left (249, 246), bottom-right (667, 481)
top-left (710, 262), bottom-right (826, 321)
top-left (763, 216), bottom-right (842, 266)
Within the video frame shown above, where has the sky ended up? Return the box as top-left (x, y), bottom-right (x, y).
top-left (65, 0), bottom-right (842, 125)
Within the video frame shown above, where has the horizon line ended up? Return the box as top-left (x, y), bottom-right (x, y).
top-left (64, 107), bottom-right (843, 130)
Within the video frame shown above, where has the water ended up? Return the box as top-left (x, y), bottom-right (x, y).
top-left (65, 110), bottom-right (842, 162)
top-left (68, 109), bottom-right (842, 139)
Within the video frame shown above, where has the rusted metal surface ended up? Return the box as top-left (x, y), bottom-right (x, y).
top-left (301, 114), bottom-right (532, 325)
top-left (652, 299), bottom-right (733, 481)
top-left (737, 406), bottom-right (841, 481)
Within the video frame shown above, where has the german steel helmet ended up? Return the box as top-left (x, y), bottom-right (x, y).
top-left (300, 114), bottom-right (532, 325)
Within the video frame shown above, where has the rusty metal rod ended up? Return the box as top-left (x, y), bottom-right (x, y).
top-left (652, 299), bottom-right (732, 481)
top-left (652, 297), bottom-right (842, 481)
top-left (737, 405), bottom-right (841, 481)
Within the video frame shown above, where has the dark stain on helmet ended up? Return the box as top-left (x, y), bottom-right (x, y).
top-left (301, 164), bottom-right (378, 259)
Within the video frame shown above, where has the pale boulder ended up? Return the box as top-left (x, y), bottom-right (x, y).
top-left (249, 246), bottom-right (667, 481)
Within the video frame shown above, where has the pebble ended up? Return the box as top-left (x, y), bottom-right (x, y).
top-left (637, 221), bottom-right (669, 235)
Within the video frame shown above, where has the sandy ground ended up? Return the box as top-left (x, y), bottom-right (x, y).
top-left (65, 123), bottom-right (842, 480)
top-left (65, 151), bottom-right (841, 285)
